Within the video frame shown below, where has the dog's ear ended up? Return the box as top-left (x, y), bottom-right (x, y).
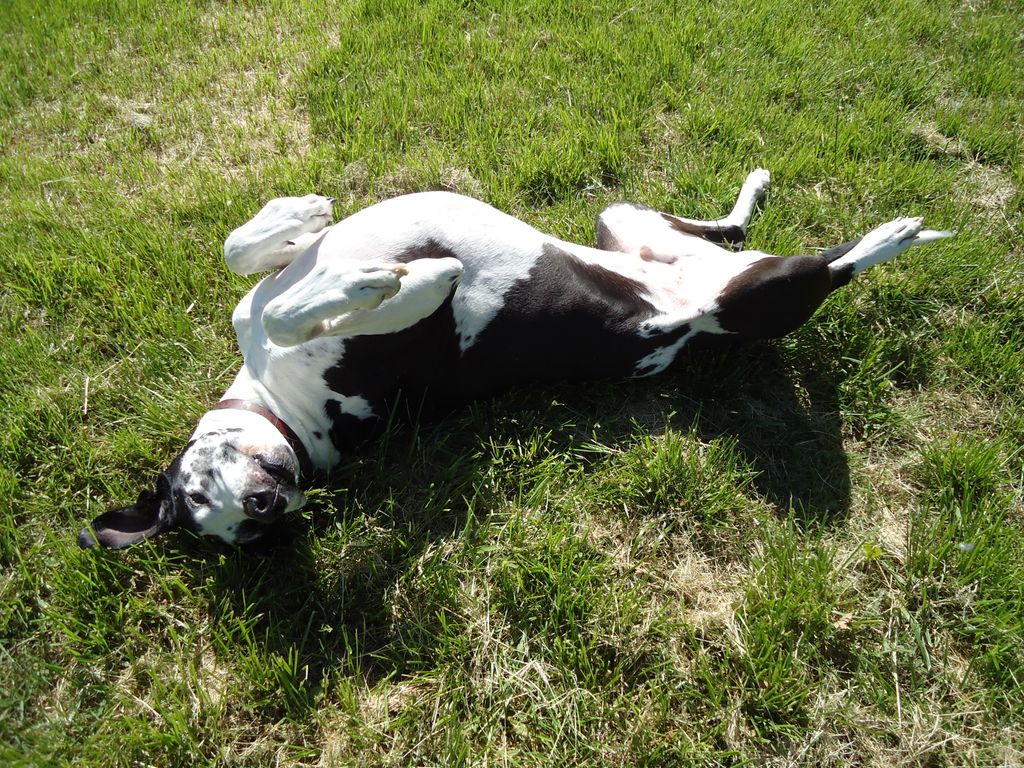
top-left (78, 483), bottom-right (176, 549)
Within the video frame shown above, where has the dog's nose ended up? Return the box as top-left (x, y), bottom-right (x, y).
top-left (243, 490), bottom-right (287, 521)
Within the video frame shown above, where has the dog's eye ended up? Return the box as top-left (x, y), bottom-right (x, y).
top-left (188, 491), bottom-right (210, 506)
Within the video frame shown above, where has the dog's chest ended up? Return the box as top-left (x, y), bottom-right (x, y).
top-left (237, 290), bottom-right (465, 455)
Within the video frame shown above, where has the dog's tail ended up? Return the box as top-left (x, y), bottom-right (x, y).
top-left (912, 229), bottom-right (957, 245)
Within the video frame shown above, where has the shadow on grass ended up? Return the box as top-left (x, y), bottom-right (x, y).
top-left (169, 341), bottom-right (851, 704)
top-left (673, 344), bottom-right (852, 525)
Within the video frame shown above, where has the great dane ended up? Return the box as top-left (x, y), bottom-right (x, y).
top-left (78, 169), bottom-right (952, 549)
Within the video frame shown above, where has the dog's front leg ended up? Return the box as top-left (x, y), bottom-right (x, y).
top-left (261, 256), bottom-right (463, 346)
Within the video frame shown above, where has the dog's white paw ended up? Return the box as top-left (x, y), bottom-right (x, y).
top-left (262, 263), bottom-right (406, 346)
top-left (262, 194), bottom-right (335, 238)
top-left (832, 216), bottom-right (924, 276)
top-left (317, 256), bottom-right (463, 339)
top-left (865, 216), bottom-right (923, 249)
top-left (301, 262), bottom-right (404, 311)
top-left (225, 194), bottom-right (337, 274)
top-left (347, 265), bottom-right (404, 310)
top-left (747, 168), bottom-right (771, 192)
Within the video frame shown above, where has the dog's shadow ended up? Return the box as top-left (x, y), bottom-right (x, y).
top-left (193, 343), bottom-right (851, 703)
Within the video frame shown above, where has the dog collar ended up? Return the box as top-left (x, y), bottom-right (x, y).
top-left (212, 399), bottom-right (315, 481)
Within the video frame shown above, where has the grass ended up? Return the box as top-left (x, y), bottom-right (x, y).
top-left (1, 0), bottom-right (1022, 764)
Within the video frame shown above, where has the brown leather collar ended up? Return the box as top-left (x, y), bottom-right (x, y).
top-left (212, 399), bottom-right (315, 481)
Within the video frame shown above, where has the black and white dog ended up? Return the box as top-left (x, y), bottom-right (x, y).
top-left (79, 169), bottom-right (951, 549)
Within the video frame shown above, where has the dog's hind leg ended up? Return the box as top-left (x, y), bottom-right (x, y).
top-left (224, 195), bottom-right (336, 275)
top-left (711, 217), bottom-right (953, 340)
top-left (261, 256), bottom-right (464, 347)
top-left (596, 168), bottom-right (771, 259)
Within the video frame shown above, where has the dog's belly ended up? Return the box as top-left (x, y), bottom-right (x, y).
top-left (240, 193), bottom-right (759, 456)
top-left (289, 271), bottom-right (698, 442)
top-left (454, 247), bottom-right (699, 387)
top-left (251, 295), bottom-right (690, 460)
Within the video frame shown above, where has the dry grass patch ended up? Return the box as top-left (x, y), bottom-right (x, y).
top-left (912, 119), bottom-right (1018, 219)
top-left (666, 547), bottom-right (745, 637)
top-left (960, 160), bottom-right (1017, 216)
top-left (4, 4), bottom-right (329, 201)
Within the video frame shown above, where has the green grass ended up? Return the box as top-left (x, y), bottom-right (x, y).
top-left (2, 0), bottom-right (1023, 764)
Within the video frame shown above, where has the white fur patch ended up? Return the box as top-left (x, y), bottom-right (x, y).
top-left (633, 313), bottom-right (730, 376)
top-left (329, 394), bottom-right (375, 420)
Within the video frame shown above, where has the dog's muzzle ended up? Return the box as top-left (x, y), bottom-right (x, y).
top-left (243, 488), bottom-right (289, 521)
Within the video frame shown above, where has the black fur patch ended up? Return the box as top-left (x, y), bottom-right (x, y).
top-left (321, 296), bottom-right (462, 450)
top-left (714, 256), bottom-right (832, 339)
top-left (393, 238), bottom-right (461, 263)
top-left (662, 213), bottom-right (745, 249)
top-left (819, 237), bottom-right (863, 264)
top-left (829, 263), bottom-right (855, 290)
top-left (817, 237), bottom-right (862, 290)
top-left (458, 244), bottom-right (688, 386)
top-left (595, 217), bottom-right (624, 252)
top-left (163, 447), bottom-right (197, 532)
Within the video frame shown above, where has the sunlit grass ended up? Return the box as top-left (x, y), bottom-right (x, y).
top-left (1, 0), bottom-right (1022, 765)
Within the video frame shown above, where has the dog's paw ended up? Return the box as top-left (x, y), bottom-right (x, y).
top-left (347, 265), bottom-right (405, 310)
top-left (225, 195), bottom-right (337, 274)
top-left (747, 168), bottom-right (771, 192)
top-left (301, 261), bottom-right (404, 311)
top-left (316, 256), bottom-right (463, 340)
top-left (262, 194), bottom-right (335, 238)
top-left (262, 263), bottom-right (406, 346)
top-left (865, 216), bottom-right (923, 250)
top-left (831, 216), bottom-right (925, 276)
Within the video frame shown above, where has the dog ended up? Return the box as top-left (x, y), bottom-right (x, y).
top-left (78, 169), bottom-right (952, 549)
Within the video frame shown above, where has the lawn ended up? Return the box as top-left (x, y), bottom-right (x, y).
top-left (1, 0), bottom-right (1022, 764)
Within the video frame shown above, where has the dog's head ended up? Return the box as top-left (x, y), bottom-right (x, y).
top-left (79, 414), bottom-right (307, 549)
